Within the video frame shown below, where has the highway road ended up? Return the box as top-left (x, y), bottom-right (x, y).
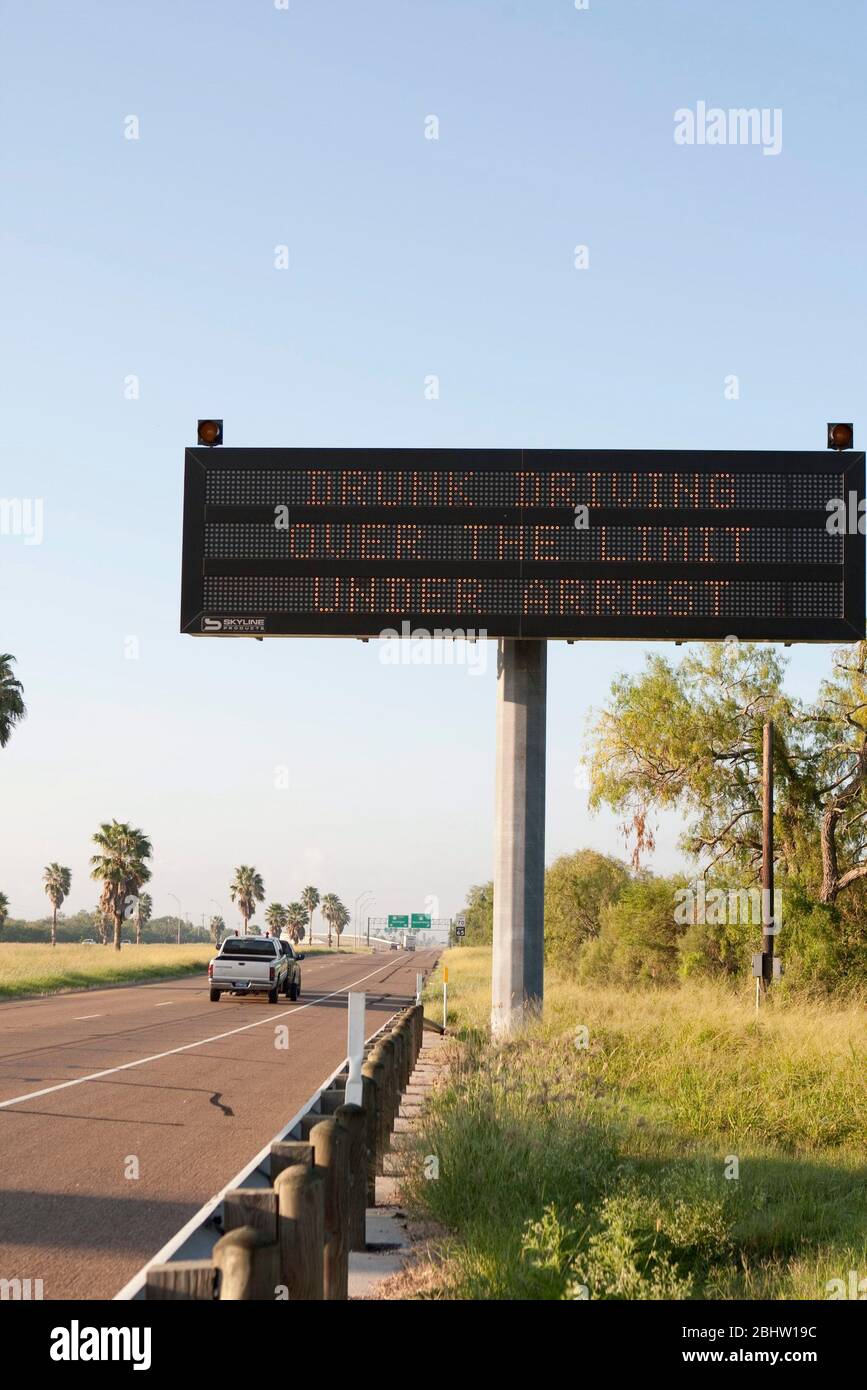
top-left (0, 947), bottom-right (438, 1300)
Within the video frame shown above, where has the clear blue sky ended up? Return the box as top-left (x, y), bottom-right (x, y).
top-left (1, 1), bottom-right (864, 924)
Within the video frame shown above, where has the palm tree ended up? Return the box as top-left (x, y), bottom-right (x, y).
top-left (135, 891), bottom-right (152, 945)
top-left (333, 900), bottom-right (350, 950)
top-left (93, 902), bottom-right (110, 945)
top-left (230, 866), bottom-right (265, 935)
top-left (90, 820), bottom-right (153, 952)
top-left (301, 885), bottom-right (320, 944)
top-left (43, 864), bottom-right (71, 948)
top-left (0, 891), bottom-right (8, 937)
top-left (265, 902), bottom-right (288, 937)
top-left (320, 892), bottom-right (341, 949)
top-left (286, 901), bottom-right (307, 943)
top-left (209, 914), bottom-right (225, 945)
top-left (0, 655), bottom-right (26, 748)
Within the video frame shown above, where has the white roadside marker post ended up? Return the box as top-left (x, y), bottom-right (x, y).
top-left (416, 972), bottom-right (424, 1005)
top-left (345, 991), bottom-right (365, 1107)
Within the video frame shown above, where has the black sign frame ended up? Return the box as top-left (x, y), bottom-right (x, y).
top-left (181, 448), bottom-right (865, 642)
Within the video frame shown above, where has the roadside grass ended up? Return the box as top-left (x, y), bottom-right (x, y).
top-left (0, 940), bottom-right (375, 998)
top-left (301, 943), bottom-right (373, 957)
top-left (0, 943), bottom-right (214, 998)
top-left (402, 948), bottom-right (867, 1300)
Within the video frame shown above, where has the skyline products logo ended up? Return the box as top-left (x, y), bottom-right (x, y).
top-left (50, 1320), bottom-right (152, 1371)
top-left (201, 616), bottom-right (266, 633)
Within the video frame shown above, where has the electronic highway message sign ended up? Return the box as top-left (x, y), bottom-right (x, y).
top-left (181, 448), bottom-right (865, 641)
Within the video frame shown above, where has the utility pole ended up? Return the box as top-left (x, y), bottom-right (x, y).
top-left (491, 639), bottom-right (547, 1037)
top-left (354, 889), bottom-right (373, 951)
top-left (761, 720), bottom-right (775, 991)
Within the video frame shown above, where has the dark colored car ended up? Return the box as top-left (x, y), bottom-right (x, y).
top-left (277, 939), bottom-right (303, 1000)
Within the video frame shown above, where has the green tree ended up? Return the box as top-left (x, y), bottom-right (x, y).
top-left (286, 901), bottom-right (307, 943)
top-left (580, 876), bottom-right (688, 986)
top-left (810, 642), bottom-right (867, 900)
top-left (209, 914), bottom-right (225, 945)
top-left (135, 891), bottom-right (152, 945)
top-left (265, 902), bottom-right (288, 937)
top-left (65, 909), bottom-right (98, 941)
top-left (583, 641), bottom-right (867, 989)
top-left (0, 891), bottom-right (8, 936)
top-left (301, 885), bottom-right (320, 943)
top-left (461, 882), bottom-right (494, 945)
top-left (544, 849), bottom-right (630, 972)
top-left (333, 899), bottom-right (350, 947)
top-left (230, 866), bottom-right (265, 934)
top-left (674, 873), bottom-right (769, 982)
top-left (43, 863), bottom-right (72, 949)
top-left (585, 641), bottom-right (867, 893)
top-left (0, 654), bottom-right (26, 748)
top-left (90, 821), bottom-right (153, 952)
top-left (587, 644), bottom-right (790, 876)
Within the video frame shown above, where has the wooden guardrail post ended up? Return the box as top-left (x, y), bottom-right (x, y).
top-left (309, 1118), bottom-right (349, 1300)
top-left (389, 1028), bottom-right (403, 1117)
top-left (365, 1045), bottom-right (388, 1172)
top-left (316, 1086), bottom-right (349, 1115)
top-left (390, 1029), bottom-right (404, 1111)
top-left (335, 1101), bottom-right (367, 1252)
top-left (391, 1026), bottom-right (406, 1100)
top-left (270, 1139), bottom-right (313, 1183)
top-left (222, 1188), bottom-right (277, 1242)
top-left (377, 1034), bottom-right (398, 1130)
top-left (274, 1163), bottom-right (324, 1299)
top-left (412, 1002), bottom-right (424, 1062)
top-left (360, 1063), bottom-right (381, 1201)
top-left (213, 1226), bottom-right (281, 1300)
top-left (396, 1016), bottom-right (413, 1087)
top-left (391, 1016), bottom-right (405, 1087)
top-left (144, 1260), bottom-right (216, 1300)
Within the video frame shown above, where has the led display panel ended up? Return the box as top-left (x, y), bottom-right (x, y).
top-left (181, 449), bottom-right (865, 640)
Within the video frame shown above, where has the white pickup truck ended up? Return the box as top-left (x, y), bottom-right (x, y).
top-left (208, 936), bottom-right (300, 1004)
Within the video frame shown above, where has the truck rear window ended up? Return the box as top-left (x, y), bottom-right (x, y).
top-left (220, 939), bottom-right (277, 956)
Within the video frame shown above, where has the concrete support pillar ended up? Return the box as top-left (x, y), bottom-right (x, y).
top-left (491, 638), bottom-right (546, 1037)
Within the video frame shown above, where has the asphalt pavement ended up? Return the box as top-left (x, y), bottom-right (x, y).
top-left (0, 947), bottom-right (438, 1300)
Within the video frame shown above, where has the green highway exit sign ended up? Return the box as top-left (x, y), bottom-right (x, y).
top-left (411, 913), bottom-right (432, 929)
top-left (387, 914), bottom-right (409, 931)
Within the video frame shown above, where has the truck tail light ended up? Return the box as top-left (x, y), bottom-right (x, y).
top-left (208, 962), bottom-right (213, 979)
top-left (269, 966), bottom-right (275, 982)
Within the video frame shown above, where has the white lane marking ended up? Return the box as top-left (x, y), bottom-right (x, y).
top-left (0, 955), bottom-right (415, 1112)
top-left (73, 1015), bottom-right (103, 1020)
top-left (153, 1002), bottom-right (175, 1007)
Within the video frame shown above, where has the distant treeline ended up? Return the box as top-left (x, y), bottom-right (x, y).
top-left (1, 911), bottom-right (208, 946)
top-left (458, 849), bottom-right (867, 994)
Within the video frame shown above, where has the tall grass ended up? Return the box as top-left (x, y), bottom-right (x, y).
top-left (402, 949), bottom-right (867, 1300)
top-left (0, 943), bottom-right (214, 998)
